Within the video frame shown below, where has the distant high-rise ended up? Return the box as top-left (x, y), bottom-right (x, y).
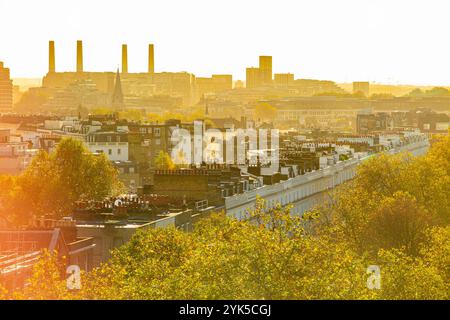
top-left (259, 56), bottom-right (272, 85)
top-left (245, 55), bottom-right (273, 88)
top-left (246, 67), bottom-right (262, 89)
top-left (122, 44), bottom-right (128, 74)
top-left (76, 40), bottom-right (83, 72)
top-left (148, 44), bottom-right (155, 73)
top-left (0, 62), bottom-right (13, 110)
top-left (48, 40), bottom-right (55, 73)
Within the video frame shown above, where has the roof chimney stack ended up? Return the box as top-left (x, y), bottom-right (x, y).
top-left (122, 44), bottom-right (128, 73)
top-left (76, 40), bottom-right (83, 72)
top-left (48, 40), bottom-right (55, 73)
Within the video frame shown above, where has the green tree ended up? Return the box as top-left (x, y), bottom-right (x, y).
top-left (0, 283), bottom-right (8, 300)
top-left (376, 248), bottom-right (448, 300)
top-left (77, 198), bottom-right (375, 300)
top-left (11, 250), bottom-right (74, 300)
top-left (154, 150), bottom-right (175, 170)
top-left (365, 191), bottom-right (432, 255)
top-left (5, 138), bottom-right (123, 224)
top-left (0, 175), bottom-right (18, 224)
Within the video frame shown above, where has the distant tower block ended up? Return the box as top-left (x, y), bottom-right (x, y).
top-left (48, 40), bottom-right (55, 73)
top-left (76, 40), bottom-right (83, 72)
top-left (148, 44), bottom-right (154, 73)
top-left (122, 44), bottom-right (128, 73)
top-left (259, 56), bottom-right (272, 85)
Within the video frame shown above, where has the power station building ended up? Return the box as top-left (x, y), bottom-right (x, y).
top-left (41, 40), bottom-right (198, 109)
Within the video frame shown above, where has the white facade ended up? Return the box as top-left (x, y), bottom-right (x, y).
top-left (86, 142), bottom-right (129, 161)
top-left (225, 158), bottom-right (359, 219)
top-left (225, 137), bottom-right (430, 220)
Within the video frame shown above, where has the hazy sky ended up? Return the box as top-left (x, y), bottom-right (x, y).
top-left (1, 0), bottom-right (450, 85)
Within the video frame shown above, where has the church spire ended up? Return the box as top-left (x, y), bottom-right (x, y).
top-left (111, 68), bottom-right (124, 109)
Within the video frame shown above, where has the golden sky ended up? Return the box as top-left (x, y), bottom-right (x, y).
top-left (1, 0), bottom-right (449, 85)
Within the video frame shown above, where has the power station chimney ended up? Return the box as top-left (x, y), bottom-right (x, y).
top-left (148, 44), bottom-right (154, 73)
top-left (122, 44), bottom-right (128, 73)
top-left (76, 40), bottom-right (83, 72)
top-left (48, 40), bottom-right (55, 73)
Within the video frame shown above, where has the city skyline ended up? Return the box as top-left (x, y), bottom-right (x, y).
top-left (1, 0), bottom-right (450, 85)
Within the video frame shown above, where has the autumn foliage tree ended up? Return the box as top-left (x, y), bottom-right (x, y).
top-left (154, 150), bottom-right (175, 170)
top-left (0, 138), bottom-right (124, 225)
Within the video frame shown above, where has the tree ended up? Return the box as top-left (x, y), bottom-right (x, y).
top-left (3, 138), bottom-right (124, 224)
top-left (6, 198), bottom-right (450, 300)
top-left (375, 248), bottom-right (448, 300)
top-left (10, 250), bottom-right (81, 300)
top-left (0, 283), bottom-right (8, 300)
top-left (365, 191), bottom-right (432, 255)
top-left (426, 87), bottom-right (450, 97)
top-left (324, 136), bottom-right (450, 255)
top-left (407, 88), bottom-right (424, 97)
top-left (154, 150), bottom-right (175, 170)
top-left (0, 175), bottom-right (18, 225)
top-left (419, 226), bottom-right (450, 283)
top-left (76, 197), bottom-right (382, 300)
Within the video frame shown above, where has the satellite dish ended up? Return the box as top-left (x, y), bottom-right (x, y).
top-left (114, 199), bottom-right (123, 207)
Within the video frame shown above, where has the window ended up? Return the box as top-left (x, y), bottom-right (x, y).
top-left (107, 136), bottom-right (112, 142)
top-left (117, 148), bottom-right (121, 155)
top-left (154, 128), bottom-right (160, 136)
top-left (108, 149), bottom-right (112, 155)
